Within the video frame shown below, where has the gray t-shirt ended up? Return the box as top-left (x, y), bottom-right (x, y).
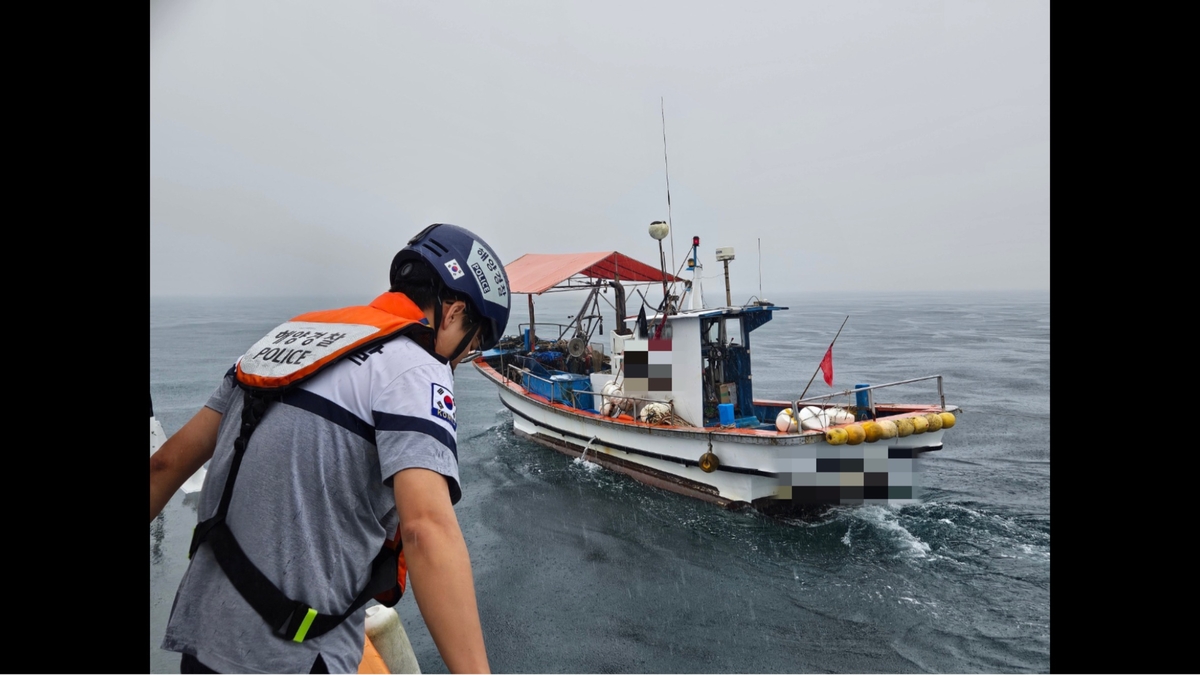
top-left (162, 335), bottom-right (460, 674)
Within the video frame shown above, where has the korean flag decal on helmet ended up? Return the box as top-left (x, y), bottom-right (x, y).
top-left (466, 240), bottom-right (509, 309)
top-left (431, 383), bottom-right (457, 429)
top-left (444, 259), bottom-right (465, 280)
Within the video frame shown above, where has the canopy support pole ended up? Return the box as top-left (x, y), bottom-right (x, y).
top-left (527, 294), bottom-right (537, 351)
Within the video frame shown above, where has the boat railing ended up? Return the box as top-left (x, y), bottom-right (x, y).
top-left (505, 362), bottom-right (681, 422)
top-left (517, 322), bottom-right (587, 345)
top-left (503, 363), bottom-right (593, 407)
top-left (500, 325), bottom-right (609, 373)
top-left (792, 375), bottom-right (945, 419)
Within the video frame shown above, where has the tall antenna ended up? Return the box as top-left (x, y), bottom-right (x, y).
top-left (661, 97), bottom-right (676, 293)
top-left (758, 237), bottom-right (763, 301)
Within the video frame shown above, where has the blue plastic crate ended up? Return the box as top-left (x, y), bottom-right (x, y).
top-left (521, 371), bottom-right (595, 411)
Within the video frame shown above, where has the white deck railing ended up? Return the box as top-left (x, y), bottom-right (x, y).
top-left (792, 375), bottom-right (946, 419)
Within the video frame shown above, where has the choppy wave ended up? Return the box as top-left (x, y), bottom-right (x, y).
top-left (152, 292), bottom-right (1050, 673)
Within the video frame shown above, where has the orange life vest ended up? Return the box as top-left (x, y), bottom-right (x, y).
top-left (236, 291), bottom-right (433, 390)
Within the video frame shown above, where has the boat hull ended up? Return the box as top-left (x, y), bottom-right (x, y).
top-left (477, 361), bottom-right (949, 514)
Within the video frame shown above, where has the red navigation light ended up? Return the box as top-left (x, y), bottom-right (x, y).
top-left (692, 236), bottom-right (700, 247)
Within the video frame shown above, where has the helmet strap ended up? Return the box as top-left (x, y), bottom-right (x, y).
top-left (432, 287), bottom-right (480, 366)
top-left (424, 290), bottom-right (448, 364)
top-left (448, 325), bottom-right (481, 367)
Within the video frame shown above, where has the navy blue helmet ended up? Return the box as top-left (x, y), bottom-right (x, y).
top-left (390, 223), bottom-right (511, 351)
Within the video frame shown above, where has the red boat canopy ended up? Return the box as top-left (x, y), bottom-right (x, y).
top-left (506, 251), bottom-right (681, 295)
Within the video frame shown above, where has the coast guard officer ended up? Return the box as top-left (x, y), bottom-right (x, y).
top-left (150, 224), bottom-right (510, 673)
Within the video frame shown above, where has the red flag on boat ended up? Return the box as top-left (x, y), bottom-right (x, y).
top-left (819, 346), bottom-right (834, 386)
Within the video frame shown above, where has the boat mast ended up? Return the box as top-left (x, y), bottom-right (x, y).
top-left (661, 97), bottom-right (676, 295)
top-left (649, 220), bottom-right (671, 314)
top-left (527, 294), bottom-right (536, 350)
top-left (689, 236), bottom-right (704, 311)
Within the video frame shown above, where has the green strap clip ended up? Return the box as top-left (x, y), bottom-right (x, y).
top-left (292, 608), bottom-right (319, 643)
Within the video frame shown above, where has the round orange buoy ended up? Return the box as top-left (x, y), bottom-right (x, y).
top-left (862, 421), bottom-right (882, 443)
top-left (939, 412), bottom-right (956, 428)
top-left (825, 428), bottom-right (848, 445)
top-left (911, 415), bottom-right (929, 434)
top-left (895, 418), bottom-right (914, 437)
top-left (699, 451), bottom-right (720, 473)
top-left (845, 424), bottom-right (866, 445)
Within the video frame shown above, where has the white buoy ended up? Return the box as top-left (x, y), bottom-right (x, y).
top-left (639, 402), bottom-right (672, 423)
top-left (826, 407), bottom-right (854, 425)
top-left (365, 605), bottom-right (421, 674)
top-left (775, 408), bottom-right (798, 432)
top-left (798, 406), bottom-right (830, 430)
top-left (601, 381), bottom-right (630, 413)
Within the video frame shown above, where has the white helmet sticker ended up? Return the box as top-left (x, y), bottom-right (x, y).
top-left (466, 240), bottom-right (509, 308)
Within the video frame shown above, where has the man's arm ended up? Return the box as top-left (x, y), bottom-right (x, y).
top-left (149, 407), bottom-right (221, 522)
top-left (393, 468), bottom-right (490, 674)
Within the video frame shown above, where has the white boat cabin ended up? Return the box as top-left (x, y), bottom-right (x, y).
top-left (602, 304), bottom-right (781, 428)
top-left (479, 249), bottom-right (785, 430)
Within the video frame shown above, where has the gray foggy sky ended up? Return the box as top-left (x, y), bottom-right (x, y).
top-left (150, 1), bottom-right (1049, 298)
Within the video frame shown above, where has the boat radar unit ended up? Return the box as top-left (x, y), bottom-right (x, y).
top-left (715, 246), bottom-right (735, 307)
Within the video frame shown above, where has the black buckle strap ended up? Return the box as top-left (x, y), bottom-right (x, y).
top-left (188, 388), bottom-right (404, 642)
top-left (278, 602), bottom-right (319, 643)
top-left (273, 546), bottom-right (398, 642)
top-left (188, 515), bottom-right (220, 559)
top-left (190, 390), bottom-right (271, 560)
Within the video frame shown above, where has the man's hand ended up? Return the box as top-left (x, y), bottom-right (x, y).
top-left (150, 407), bottom-right (221, 522)
top-left (393, 468), bottom-right (490, 673)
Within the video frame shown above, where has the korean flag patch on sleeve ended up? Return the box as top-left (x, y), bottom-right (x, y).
top-left (431, 383), bottom-right (457, 430)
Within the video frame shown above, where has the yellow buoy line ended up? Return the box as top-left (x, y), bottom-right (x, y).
top-left (824, 412), bottom-right (955, 445)
top-left (774, 406), bottom-right (955, 445)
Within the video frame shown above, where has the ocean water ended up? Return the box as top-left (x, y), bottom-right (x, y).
top-left (150, 290), bottom-right (1050, 673)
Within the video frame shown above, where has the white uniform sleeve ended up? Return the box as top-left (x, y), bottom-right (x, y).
top-left (204, 366), bottom-right (238, 415)
top-left (372, 362), bottom-right (462, 504)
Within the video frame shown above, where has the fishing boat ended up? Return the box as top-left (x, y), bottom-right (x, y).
top-left (473, 226), bottom-right (961, 515)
